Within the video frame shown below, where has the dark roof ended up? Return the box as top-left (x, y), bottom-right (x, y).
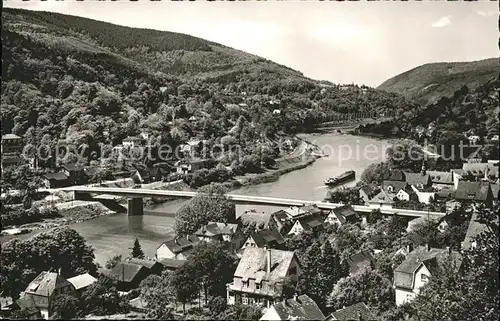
top-left (455, 181), bottom-right (492, 202)
top-left (15, 296), bottom-right (39, 315)
top-left (332, 205), bottom-right (357, 218)
top-left (394, 246), bottom-right (461, 290)
top-left (159, 235), bottom-right (200, 255)
top-left (426, 170), bottom-right (453, 184)
top-left (158, 258), bottom-right (186, 269)
top-left (345, 251), bottom-right (375, 275)
top-left (491, 184), bottom-right (499, 200)
top-left (62, 163), bottom-right (84, 172)
top-left (271, 295), bottom-right (325, 320)
top-left (297, 215), bottom-right (325, 232)
top-left (250, 228), bottom-right (285, 247)
top-left (328, 302), bottom-right (375, 321)
top-left (462, 211), bottom-right (489, 251)
top-left (387, 170), bottom-right (405, 181)
top-left (126, 258), bottom-right (161, 270)
top-left (383, 180), bottom-right (408, 193)
top-left (359, 184), bottom-right (381, 199)
top-left (24, 271), bottom-right (73, 298)
top-left (109, 263), bottom-right (146, 283)
top-left (43, 172), bottom-right (68, 181)
top-left (194, 222), bottom-right (239, 237)
top-left (404, 172), bottom-right (431, 186)
top-left (369, 190), bottom-right (395, 205)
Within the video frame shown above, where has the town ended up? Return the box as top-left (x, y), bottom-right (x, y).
top-left (1, 2), bottom-right (499, 321)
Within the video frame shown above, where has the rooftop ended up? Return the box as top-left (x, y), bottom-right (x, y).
top-left (194, 222), bottom-right (239, 237)
top-left (345, 250), bottom-right (375, 275)
top-left (455, 181), bottom-right (492, 202)
top-left (250, 228), bottom-right (285, 247)
top-left (369, 190), bottom-right (395, 204)
top-left (234, 247), bottom-right (297, 284)
top-left (426, 170), bottom-right (454, 184)
top-left (2, 134), bottom-right (21, 140)
top-left (24, 271), bottom-right (73, 298)
top-left (67, 273), bottom-right (97, 291)
top-left (404, 172), bottom-right (431, 186)
top-left (109, 263), bottom-right (146, 283)
top-left (269, 295), bottom-right (325, 320)
top-left (44, 172), bottom-right (68, 181)
top-left (327, 302), bottom-right (375, 321)
top-left (159, 235), bottom-right (200, 255)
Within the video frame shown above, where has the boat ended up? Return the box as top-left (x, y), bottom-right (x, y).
top-left (324, 170), bottom-right (355, 187)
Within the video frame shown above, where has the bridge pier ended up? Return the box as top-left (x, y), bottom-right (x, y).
top-left (128, 197), bottom-right (143, 216)
top-left (73, 191), bottom-right (94, 201)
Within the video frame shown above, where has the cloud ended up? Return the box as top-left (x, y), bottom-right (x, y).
top-left (431, 15), bottom-right (452, 28)
top-left (477, 10), bottom-right (497, 17)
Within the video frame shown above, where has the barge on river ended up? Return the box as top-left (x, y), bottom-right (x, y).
top-left (324, 170), bottom-right (355, 187)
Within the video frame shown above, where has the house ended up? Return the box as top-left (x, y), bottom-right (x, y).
top-left (382, 180), bottom-right (408, 195)
top-left (394, 245), bottom-right (461, 306)
top-left (468, 135), bottom-right (480, 145)
top-left (1, 134), bottom-right (23, 172)
top-left (368, 190), bottom-right (394, 209)
top-left (42, 172), bottom-right (69, 189)
top-left (406, 216), bottom-right (440, 233)
top-left (359, 184), bottom-right (381, 204)
top-left (325, 302), bottom-right (375, 321)
top-left (147, 166), bottom-right (170, 182)
top-left (491, 183), bottom-right (499, 206)
top-left (122, 136), bottom-right (144, 148)
top-left (20, 271), bottom-right (75, 319)
top-left (454, 181), bottom-right (493, 207)
top-left (109, 262), bottom-right (150, 291)
top-left (194, 222), bottom-right (244, 249)
top-left (282, 204), bottom-right (322, 221)
top-left (462, 163), bottom-right (499, 180)
top-left (62, 163), bottom-right (85, 185)
top-left (461, 211), bottom-right (489, 250)
top-left (180, 139), bottom-right (203, 157)
top-left (324, 205), bottom-right (359, 226)
top-left (238, 209), bottom-right (275, 232)
top-left (451, 169), bottom-right (465, 190)
top-left (260, 294), bottom-right (325, 321)
top-left (287, 215), bottom-right (325, 236)
top-left (426, 170), bottom-right (455, 190)
top-left (345, 250), bottom-right (375, 275)
top-left (126, 258), bottom-right (163, 276)
top-left (175, 158), bottom-right (210, 174)
top-left (270, 210), bottom-right (294, 234)
top-left (410, 185), bottom-right (435, 204)
top-left (404, 172), bottom-right (432, 189)
top-left (12, 296), bottom-right (40, 319)
top-left (158, 258), bottom-right (186, 272)
top-left (242, 228), bottom-right (286, 251)
top-left (396, 186), bottom-right (418, 202)
top-left (66, 273), bottom-right (96, 295)
top-left (227, 247), bottom-right (302, 308)
top-left (156, 235), bottom-right (200, 260)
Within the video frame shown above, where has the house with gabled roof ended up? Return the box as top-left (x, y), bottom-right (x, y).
top-left (109, 262), bottom-right (150, 291)
top-left (394, 245), bottom-right (461, 306)
top-left (242, 228), bottom-right (286, 251)
top-left (194, 222), bottom-right (239, 243)
top-left (238, 209), bottom-right (275, 232)
top-left (345, 250), bottom-right (376, 275)
top-left (324, 205), bottom-right (359, 226)
top-left (325, 302), bottom-right (376, 321)
top-left (368, 190), bottom-right (394, 209)
top-left (227, 247), bottom-right (302, 308)
top-left (287, 215), bottom-right (325, 236)
top-left (125, 258), bottom-right (163, 276)
top-left (260, 294), bottom-right (325, 321)
top-left (382, 180), bottom-right (408, 195)
top-left (404, 172), bottom-right (432, 189)
top-left (359, 184), bottom-right (381, 204)
top-left (454, 181), bottom-right (493, 207)
top-left (461, 211), bottom-right (490, 251)
top-left (156, 235), bottom-right (200, 261)
top-left (462, 163), bottom-right (499, 180)
top-left (42, 172), bottom-right (70, 189)
top-left (20, 271), bottom-right (75, 319)
top-left (427, 170), bottom-right (454, 190)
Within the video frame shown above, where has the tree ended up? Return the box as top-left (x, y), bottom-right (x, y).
top-left (175, 183), bottom-right (236, 235)
top-left (81, 276), bottom-right (129, 316)
top-left (361, 162), bottom-right (391, 185)
top-left (52, 294), bottom-right (80, 319)
top-left (170, 263), bottom-right (200, 314)
top-left (386, 140), bottom-right (424, 172)
top-left (325, 187), bottom-right (363, 205)
top-left (105, 255), bottom-right (122, 270)
top-left (0, 227), bottom-right (97, 300)
top-left (140, 273), bottom-right (174, 320)
top-left (327, 266), bottom-right (395, 314)
top-left (131, 238), bottom-right (145, 259)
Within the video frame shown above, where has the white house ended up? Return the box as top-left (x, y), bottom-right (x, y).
top-left (287, 216), bottom-right (325, 236)
top-left (368, 190), bottom-right (394, 209)
top-left (410, 185), bottom-right (435, 204)
top-left (122, 136), bottom-right (143, 148)
top-left (394, 246), bottom-right (461, 306)
top-left (468, 135), bottom-right (480, 145)
top-left (260, 295), bottom-right (325, 321)
top-left (156, 235), bottom-right (200, 261)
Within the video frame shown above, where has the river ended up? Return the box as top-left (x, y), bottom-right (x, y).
top-left (1, 133), bottom-right (389, 266)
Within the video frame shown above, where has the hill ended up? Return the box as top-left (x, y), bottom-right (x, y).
top-left (1, 8), bottom-right (420, 173)
top-left (377, 58), bottom-right (499, 104)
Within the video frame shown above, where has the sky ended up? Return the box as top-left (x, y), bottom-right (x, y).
top-left (4, 0), bottom-right (498, 87)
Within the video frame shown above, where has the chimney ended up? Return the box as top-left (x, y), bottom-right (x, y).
top-left (426, 243), bottom-right (431, 251)
top-left (446, 246), bottom-right (451, 254)
top-left (265, 247), bottom-right (271, 274)
top-left (294, 294), bottom-right (299, 303)
top-left (406, 243), bottom-right (413, 253)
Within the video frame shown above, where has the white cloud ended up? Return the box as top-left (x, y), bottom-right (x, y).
top-left (477, 10), bottom-right (497, 17)
top-left (431, 15), bottom-right (452, 28)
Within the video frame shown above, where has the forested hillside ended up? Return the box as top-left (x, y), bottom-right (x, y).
top-left (378, 58), bottom-right (499, 105)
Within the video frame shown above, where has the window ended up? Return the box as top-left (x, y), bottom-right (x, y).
top-left (242, 297), bottom-right (248, 304)
top-left (256, 283), bottom-right (261, 290)
top-left (421, 274), bottom-right (428, 281)
top-left (289, 266), bottom-right (297, 275)
top-left (242, 281), bottom-right (248, 288)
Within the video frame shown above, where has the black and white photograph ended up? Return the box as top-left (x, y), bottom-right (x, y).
top-left (1, 0), bottom-right (498, 320)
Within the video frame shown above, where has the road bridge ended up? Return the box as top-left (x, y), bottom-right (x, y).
top-left (63, 186), bottom-right (446, 218)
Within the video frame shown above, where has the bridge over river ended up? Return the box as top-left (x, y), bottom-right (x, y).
top-left (64, 186), bottom-right (446, 218)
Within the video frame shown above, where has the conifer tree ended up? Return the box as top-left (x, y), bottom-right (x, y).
top-left (131, 238), bottom-right (145, 259)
